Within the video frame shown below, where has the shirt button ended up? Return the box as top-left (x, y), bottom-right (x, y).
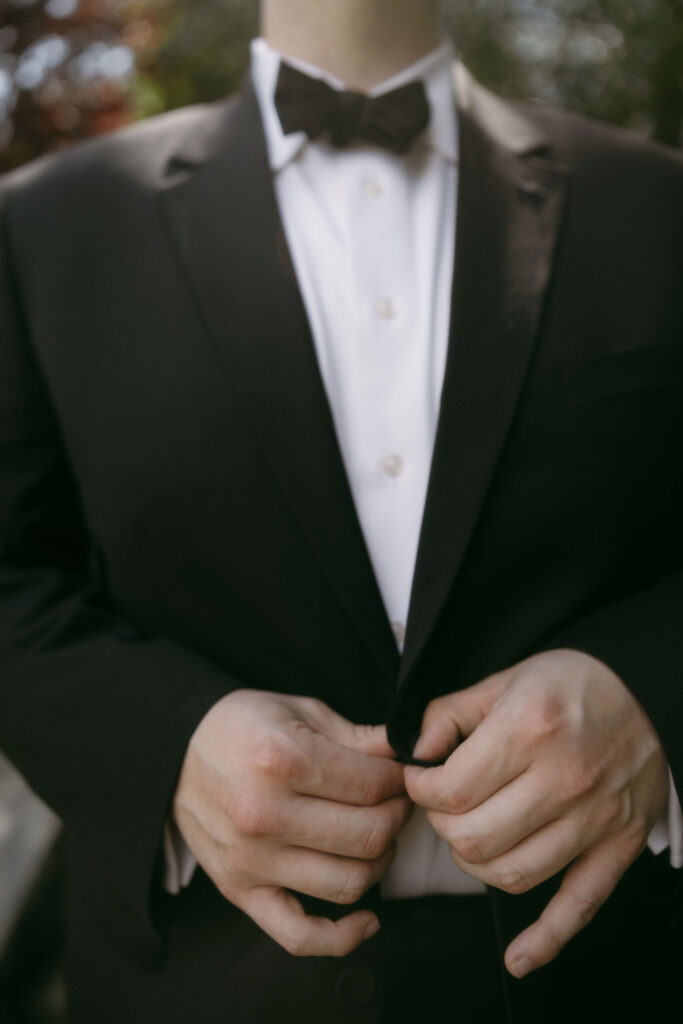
top-left (376, 297), bottom-right (397, 319)
top-left (362, 177), bottom-right (383, 196)
top-left (391, 621), bottom-right (406, 648)
top-left (382, 454), bottom-right (404, 477)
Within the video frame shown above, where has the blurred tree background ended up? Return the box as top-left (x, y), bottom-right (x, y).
top-left (0, 1), bottom-right (681, 1021)
top-left (1, 0), bottom-right (682, 173)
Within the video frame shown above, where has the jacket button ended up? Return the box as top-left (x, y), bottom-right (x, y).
top-left (336, 966), bottom-right (377, 1006)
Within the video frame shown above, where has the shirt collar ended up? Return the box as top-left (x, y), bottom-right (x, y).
top-left (250, 35), bottom-right (459, 172)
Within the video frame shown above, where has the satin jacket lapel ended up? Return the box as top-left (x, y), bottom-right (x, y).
top-left (396, 67), bottom-right (571, 705)
top-left (158, 78), bottom-right (399, 683)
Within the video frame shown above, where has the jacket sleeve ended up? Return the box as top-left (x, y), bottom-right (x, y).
top-left (0, 190), bottom-right (234, 962)
top-left (540, 569), bottom-right (683, 805)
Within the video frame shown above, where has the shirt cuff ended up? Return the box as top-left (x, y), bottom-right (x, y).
top-left (163, 819), bottom-right (198, 894)
top-left (647, 768), bottom-right (683, 868)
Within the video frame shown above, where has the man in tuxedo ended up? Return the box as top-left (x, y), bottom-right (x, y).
top-left (0, 0), bottom-right (682, 1020)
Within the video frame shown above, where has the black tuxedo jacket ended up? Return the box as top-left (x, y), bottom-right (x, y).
top-left (0, 64), bottom-right (682, 1022)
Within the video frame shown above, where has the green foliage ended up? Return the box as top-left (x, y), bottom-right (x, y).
top-left (149, 0), bottom-right (257, 109)
top-left (1, 0), bottom-right (681, 173)
top-left (448, 0), bottom-right (683, 145)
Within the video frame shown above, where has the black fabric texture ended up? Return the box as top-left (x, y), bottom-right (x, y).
top-left (0, 65), bottom-right (682, 1019)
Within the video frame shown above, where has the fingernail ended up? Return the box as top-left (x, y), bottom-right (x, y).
top-left (509, 956), bottom-right (534, 979)
top-left (411, 743), bottom-right (425, 760)
top-left (363, 918), bottom-right (381, 942)
top-left (412, 735), bottom-right (427, 758)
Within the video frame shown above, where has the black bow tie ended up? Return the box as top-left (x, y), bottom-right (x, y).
top-left (274, 61), bottom-right (430, 155)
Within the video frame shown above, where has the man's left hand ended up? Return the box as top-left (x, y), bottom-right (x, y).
top-left (404, 649), bottom-right (668, 978)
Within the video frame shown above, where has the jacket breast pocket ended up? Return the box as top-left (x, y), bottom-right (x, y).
top-left (559, 345), bottom-right (683, 410)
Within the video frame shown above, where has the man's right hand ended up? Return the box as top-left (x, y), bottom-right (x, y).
top-left (172, 689), bottom-right (410, 956)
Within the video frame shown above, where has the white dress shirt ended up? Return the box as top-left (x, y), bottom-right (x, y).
top-left (164, 35), bottom-right (682, 896)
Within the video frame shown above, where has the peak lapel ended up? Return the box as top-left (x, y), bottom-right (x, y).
top-left (397, 67), bottom-right (571, 696)
top-left (158, 78), bottom-right (399, 683)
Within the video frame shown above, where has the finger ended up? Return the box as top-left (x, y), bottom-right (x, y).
top-left (257, 843), bottom-right (395, 905)
top-left (445, 816), bottom-right (587, 895)
top-left (424, 768), bottom-right (560, 865)
top-left (405, 710), bottom-right (529, 814)
top-left (504, 837), bottom-right (639, 977)
top-left (282, 793), bottom-right (413, 859)
top-left (412, 671), bottom-right (513, 760)
top-left (201, 815), bottom-right (395, 910)
top-left (303, 700), bottom-right (397, 759)
top-left (411, 698), bottom-right (462, 762)
top-left (240, 885), bottom-right (381, 957)
top-left (297, 728), bottom-right (406, 804)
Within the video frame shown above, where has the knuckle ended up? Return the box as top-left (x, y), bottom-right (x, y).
top-left (279, 928), bottom-right (312, 957)
top-left (332, 865), bottom-right (372, 905)
top-left (360, 820), bottom-right (393, 860)
top-left (360, 776), bottom-right (386, 806)
top-left (592, 795), bottom-right (624, 833)
top-left (494, 863), bottom-right (532, 895)
top-left (442, 789), bottom-right (473, 815)
top-left (566, 890), bottom-right (602, 926)
top-left (562, 762), bottom-right (598, 801)
top-left (297, 696), bottom-right (327, 720)
top-left (519, 704), bottom-right (559, 745)
top-left (450, 831), bottom-right (485, 865)
top-left (252, 735), bottom-right (303, 782)
top-left (230, 793), bottom-right (275, 837)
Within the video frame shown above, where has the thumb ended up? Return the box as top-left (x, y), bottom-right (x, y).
top-left (412, 669), bottom-right (514, 760)
top-left (341, 722), bottom-right (396, 760)
top-left (412, 699), bottom-right (461, 761)
top-left (310, 702), bottom-right (396, 759)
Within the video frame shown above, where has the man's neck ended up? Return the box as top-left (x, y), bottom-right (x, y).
top-left (261, 0), bottom-right (443, 91)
